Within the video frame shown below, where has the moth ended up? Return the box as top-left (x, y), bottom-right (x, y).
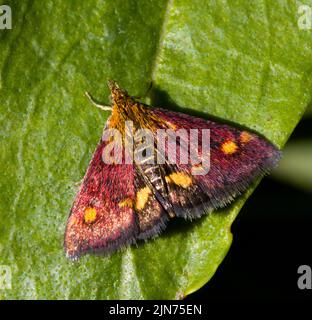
top-left (64, 80), bottom-right (281, 260)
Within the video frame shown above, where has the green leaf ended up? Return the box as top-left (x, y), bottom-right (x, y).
top-left (1, 0), bottom-right (312, 299)
top-left (272, 139), bottom-right (312, 192)
top-left (304, 103), bottom-right (312, 118)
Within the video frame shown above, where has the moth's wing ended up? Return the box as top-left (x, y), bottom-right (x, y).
top-left (151, 108), bottom-right (281, 219)
top-left (64, 139), bottom-right (138, 260)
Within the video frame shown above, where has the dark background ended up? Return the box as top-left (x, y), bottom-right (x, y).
top-left (187, 117), bottom-right (312, 301)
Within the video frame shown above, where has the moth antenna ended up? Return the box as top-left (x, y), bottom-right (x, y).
top-left (145, 81), bottom-right (153, 96)
top-left (132, 82), bottom-right (153, 100)
top-left (85, 92), bottom-right (112, 111)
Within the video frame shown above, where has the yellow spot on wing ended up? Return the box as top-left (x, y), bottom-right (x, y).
top-left (240, 131), bottom-right (252, 143)
top-left (84, 207), bottom-right (97, 224)
top-left (136, 186), bottom-right (151, 210)
top-left (221, 140), bottom-right (238, 155)
top-left (166, 172), bottom-right (192, 188)
top-left (119, 198), bottom-right (134, 208)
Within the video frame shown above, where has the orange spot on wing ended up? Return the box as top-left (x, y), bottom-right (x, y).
top-left (136, 187), bottom-right (151, 210)
top-left (165, 172), bottom-right (192, 188)
top-left (118, 198), bottom-right (134, 208)
top-left (240, 131), bottom-right (253, 143)
top-left (221, 140), bottom-right (238, 155)
top-left (84, 207), bottom-right (97, 224)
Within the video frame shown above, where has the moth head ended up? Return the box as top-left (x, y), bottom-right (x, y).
top-left (107, 80), bottom-right (128, 104)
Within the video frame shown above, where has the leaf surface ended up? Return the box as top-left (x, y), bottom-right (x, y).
top-left (1, 0), bottom-right (312, 299)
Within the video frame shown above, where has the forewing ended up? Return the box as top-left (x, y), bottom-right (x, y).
top-left (64, 138), bottom-right (138, 260)
top-left (151, 107), bottom-right (281, 218)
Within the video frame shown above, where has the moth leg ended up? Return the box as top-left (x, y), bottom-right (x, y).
top-left (85, 92), bottom-right (112, 111)
top-left (142, 81), bottom-right (153, 97)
